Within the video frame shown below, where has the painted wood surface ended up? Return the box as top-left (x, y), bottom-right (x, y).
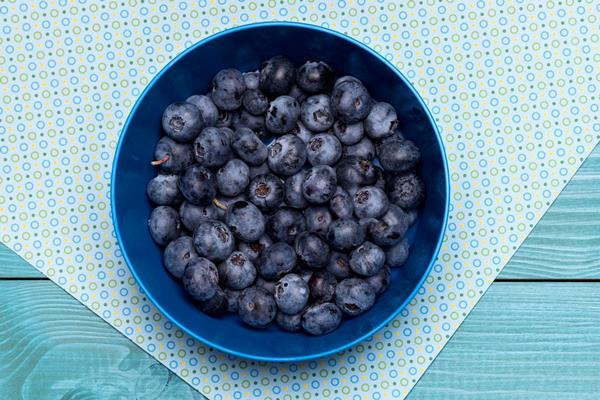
top-left (0, 243), bottom-right (44, 278)
top-left (499, 147), bottom-right (600, 279)
top-left (2, 281), bottom-right (600, 399)
top-left (0, 146), bottom-right (598, 398)
top-left (0, 281), bottom-right (206, 400)
top-left (407, 283), bottom-right (600, 400)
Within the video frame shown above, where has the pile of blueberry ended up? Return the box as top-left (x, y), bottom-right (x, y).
top-left (146, 56), bottom-right (425, 336)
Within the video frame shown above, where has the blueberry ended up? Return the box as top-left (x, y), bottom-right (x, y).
top-left (308, 270), bottom-right (337, 302)
top-left (258, 242), bottom-right (297, 279)
top-left (238, 287), bottom-right (277, 328)
top-left (342, 137), bottom-right (375, 160)
top-left (219, 127), bottom-right (235, 143)
top-left (326, 218), bottom-right (365, 251)
top-left (265, 95), bottom-right (301, 134)
top-left (301, 165), bottom-right (337, 204)
top-left (364, 102), bottom-right (398, 140)
top-left (247, 173), bottom-right (284, 211)
top-left (289, 121), bottom-right (314, 143)
top-left (267, 207), bottom-right (306, 244)
top-left (301, 302), bottom-right (342, 336)
top-left (238, 234), bottom-right (272, 263)
top-left (298, 269), bottom-right (314, 283)
top-left (329, 186), bottom-right (354, 219)
top-left (242, 71), bottom-right (260, 90)
top-left (182, 258), bottom-right (219, 301)
top-left (306, 133), bottom-right (342, 166)
top-left (249, 162), bottom-right (270, 179)
top-left (353, 186), bottom-right (389, 219)
top-left (231, 127), bottom-right (268, 166)
top-left (211, 68), bottom-right (246, 111)
top-left (331, 79), bottom-right (372, 124)
top-left (300, 94), bottom-right (335, 132)
top-left (179, 201), bottom-right (220, 231)
top-left (326, 251), bottom-right (352, 280)
top-left (216, 159), bottom-right (250, 197)
top-left (296, 61), bottom-right (334, 93)
top-left (287, 84), bottom-right (308, 104)
top-left (294, 232), bottom-right (330, 269)
top-left (274, 274), bottom-right (309, 314)
top-left (358, 217), bottom-right (378, 232)
top-left (304, 206), bottom-right (332, 237)
top-left (152, 136), bottom-right (194, 174)
top-left (178, 164), bottom-right (217, 206)
top-left (255, 276), bottom-right (277, 295)
top-left (148, 206), bottom-right (181, 246)
top-left (231, 109), bottom-right (266, 132)
top-left (197, 287), bottom-right (228, 316)
top-left (162, 102), bottom-right (204, 142)
top-left (335, 157), bottom-right (377, 191)
top-left (386, 171), bottom-right (425, 209)
top-left (224, 288), bottom-right (243, 313)
top-left (349, 241), bottom-right (385, 276)
top-left (334, 75), bottom-right (362, 88)
top-left (259, 55), bottom-right (296, 96)
top-left (163, 236), bottom-right (199, 279)
top-left (147, 174), bottom-right (182, 206)
top-left (225, 200), bottom-right (266, 242)
top-left (276, 311), bottom-right (303, 332)
top-left (376, 137), bottom-right (421, 172)
top-left (385, 238), bottom-right (410, 267)
top-left (333, 120), bottom-right (364, 146)
top-left (242, 89), bottom-right (269, 115)
top-left (268, 134), bottom-right (307, 176)
top-left (186, 94), bottom-right (219, 127)
top-left (335, 278), bottom-right (376, 316)
top-left (368, 204), bottom-right (409, 247)
top-left (218, 251), bottom-right (257, 290)
top-left (192, 219), bottom-right (235, 262)
top-left (216, 109), bottom-right (234, 128)
top-left (366, 265), bottom-right (391, 296)
top-left (405, 209), bottom-right (418, 226)
top-left (284, 170), bottom-right (309, 209)
top-left (193, 127), bottom-right (232, 167)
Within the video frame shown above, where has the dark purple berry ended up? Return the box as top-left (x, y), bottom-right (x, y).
top-left (163, 236), bottom-right (199, 279)
top-left (148, 206), bottom-right (181, 246)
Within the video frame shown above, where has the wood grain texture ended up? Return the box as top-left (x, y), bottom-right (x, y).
top-left (500, 147), bottom-right (600, 279)
top-left (0, 242), bottom-right (44, 278)
top-left (2, 281), bottom-right (600, 399)
top-left (0, 281), bottom-right (206, 400)
top-left (407, 282), bottom-right (600, 400)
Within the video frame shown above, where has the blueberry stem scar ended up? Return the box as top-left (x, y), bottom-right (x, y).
top-left (150, 154), bottom-right (170, 166)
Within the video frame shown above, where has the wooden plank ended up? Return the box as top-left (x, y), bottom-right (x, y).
top-left (500, 148), bottom-right (600, 279)
top-left (0, 281), bottom-right (206, 400)
top-left (407, 282), bottom-right (600, 400)
top-left (0, 243), bottom-right (44, 278)
top-left (2, 281), bottom-right (599, 399)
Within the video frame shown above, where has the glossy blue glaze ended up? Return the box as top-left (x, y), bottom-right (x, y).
top-left (111, 22), bottom-right (449, 361)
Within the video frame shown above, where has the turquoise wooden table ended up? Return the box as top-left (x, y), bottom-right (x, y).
top-left (1, 146), bottom-right (599, 399)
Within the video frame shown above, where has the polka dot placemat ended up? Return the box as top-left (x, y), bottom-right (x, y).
top-left (0, 1), bottom-right (598, 399)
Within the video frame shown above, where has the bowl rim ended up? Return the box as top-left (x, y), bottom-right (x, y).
top-left (111, 21), bottom-right (450, 362)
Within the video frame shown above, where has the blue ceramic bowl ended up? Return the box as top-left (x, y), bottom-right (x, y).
top-left (111, 22), bottom-right (449, 362)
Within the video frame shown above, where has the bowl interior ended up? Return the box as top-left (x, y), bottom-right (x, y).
top-left (112, 23), bottom-right (448, 361)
